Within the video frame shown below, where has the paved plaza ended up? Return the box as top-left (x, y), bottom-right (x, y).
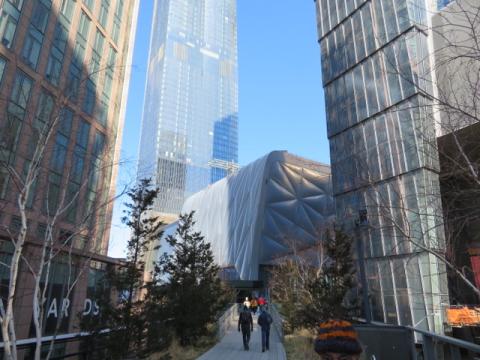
top-left (198, 314), bottom-right (287, 360)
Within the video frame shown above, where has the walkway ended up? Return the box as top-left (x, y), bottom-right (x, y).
top-left (198, 313), bottom-right (287, 360)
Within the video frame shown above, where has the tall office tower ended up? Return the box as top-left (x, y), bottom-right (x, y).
top-left (138, 0), bottom-right (239, 219)
top-left (314, 0), bottom-right (449, 333)
top-left (0, 0), bottom-right (138, 353)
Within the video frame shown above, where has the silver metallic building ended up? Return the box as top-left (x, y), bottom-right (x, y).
top-left (315, 0), bottom-right (449, 332)
top-left (138, 0), bottom-right (239, 218)
top-left (153, 151), bottom-right (335, 281)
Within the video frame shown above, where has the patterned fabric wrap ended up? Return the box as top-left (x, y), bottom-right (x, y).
top-left (314, 320), bottom-right (362, 355)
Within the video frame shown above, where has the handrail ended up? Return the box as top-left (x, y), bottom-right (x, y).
top-left (408, 325), bottom-right (480, 359)
top-left (216, 303), bottom-right (238, 340)
top-left (356, 319), bottom-right (480, 359)
top-left (269, 304), bottom-right (284, 343)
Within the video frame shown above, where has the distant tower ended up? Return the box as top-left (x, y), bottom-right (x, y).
top-left (138, 0), bottom-right (239, 219)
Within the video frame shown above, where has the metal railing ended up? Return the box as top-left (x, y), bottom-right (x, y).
top-left (216, 303), bottom-right (238, 340)
top-left (269, 304), bottom-right (284, 342)
top-left (410, 326), bottom-right (480, 360)
top-left (355, 320), bottom-right (480, 359)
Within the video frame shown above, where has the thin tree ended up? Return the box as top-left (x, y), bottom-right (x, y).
top-left (161, 212), bottom-right (227, 346)
top-left (83, 178), bottom-right (164, 359)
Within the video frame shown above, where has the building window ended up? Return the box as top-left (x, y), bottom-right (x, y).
top-left (71, 146), bottom-right (85, 183)
top-left (66, 70), bottom-right (80, 101)
top-left (21, 28), bottom-right (43, 69)
top-left (46, 54), bottom-right (62, 85)
top-left (83, 0), bottom-right (94, 11)
top-left (93, 30), bottom-right (104, 54)
top-left (50, 133), bottom-right (68, 173)
top-left (88, 131), bottom-right (105, 193)
top-left (59, 107), bottom-right (73, 135)
top-left (35, 92), bottom-right (54, 130)
top-left (84, 189), bottom-right (96, 219)
top-left (112, 18), bottom-right (120, 43)
top-left (0, 2), bottom-right (22, 48)
top-left (108, 46), bottom-right (117, 67)
top-left (45, 172), bottom-right (62, 214)
top-left (22, 160), bottom-right (37, 208)
top-left (60, 0), bottom-right (75, 22)
top-left (96, 95), bottom-right (108, 126)
top-left (53, 22), bottom-right (68, 53)
top-left (82, 80), bottom-right (96, 115)
top-left (93, 131), bottom-right (105, 157)
top-left (65, 181), bottom-right (79, 223)
top-left (77, 12), bottom-right (90, 41)
top-left (77, 118), bottom-right (90, 149)
top-left (30, 1), bottom-right (50, 33)
top-left (0, 167), bottom-right (9, 199)
top-left (45, 23), bottom-right (68, 86)
top-left (10, 71), bottom-right (33, 112)
top-left (115, 0), bottom-right (124, 18)
top-left (0, 57), bottom-right (7, 83)
top-left (0, 114), bottom-right (22, 154)
top-left (99, 0), bottom-right (109, 28)
top-left (23, 0), bottom-right (50, 69)
top-left (89, 53), bottom-right (101, 82)
top-left (38, 260), bottom-right (76, 335)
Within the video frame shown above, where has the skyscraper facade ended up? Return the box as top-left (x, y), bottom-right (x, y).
top-left (315, 0), bottom-right (449, 333)
top-left (138, 0), bottom-right (239, 218)
top-left (0, 0), bottom-right (139, 354)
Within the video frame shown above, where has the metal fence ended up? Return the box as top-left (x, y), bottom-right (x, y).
top-left (269, 304), bottom-right (284, 342)
top-left (355, 322), bottom-right (480, 360)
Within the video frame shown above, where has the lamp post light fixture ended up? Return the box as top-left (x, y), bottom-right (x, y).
top-left (355, 209), bottom-right (372, 323)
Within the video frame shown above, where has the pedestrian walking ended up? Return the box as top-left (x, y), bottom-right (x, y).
top-left (243, 296), bottom-right (251, 309)
top-left (257, 306), bottom-right (273, 352)
top-left (258, 295), bottom-right (265, 311)
top-left (250, 297), bottom-right (258, 314)
top-left (238, 305), bottom-right (253, 350)
top-left (314, 319), bottom-right (363, 359)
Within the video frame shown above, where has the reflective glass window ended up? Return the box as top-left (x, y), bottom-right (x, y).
top-left (78, 12), bottom-right (90, 40)
top-left (0, 57), bottom-right (6, 82)
top-left (76, 119), bottom-right (90, 149)
top-left (10, 72), bottom-right (33, 110)
top-left (364, 59), bottom-right (378, 116)
top-left (60, 0), bottom-right (75, 22)
top-left (372, 0), bottom-right (387, 45)
top-left (362, 4), bottom-right (376, 54)
top-left (353, 66), bottom-right (367, 120)
top-left (21, 28), bottom-right (43, 69)
top-left (353, 11), bottom-right (366, 61)
top-left (379, 260), bottom-right (398, 324)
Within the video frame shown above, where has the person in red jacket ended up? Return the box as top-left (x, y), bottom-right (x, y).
top-left (258, 295), bottom-right (266, 310)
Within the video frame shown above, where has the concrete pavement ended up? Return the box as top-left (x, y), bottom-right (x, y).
top-left (197, 313), bottom-right (287, 360)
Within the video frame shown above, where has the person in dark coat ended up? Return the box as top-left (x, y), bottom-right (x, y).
top-left (257, 306), bottom-right (273, 352)
top-left (238, 305), bottom-right (253, 350)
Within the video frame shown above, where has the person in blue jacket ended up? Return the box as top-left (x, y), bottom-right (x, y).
top-left (257, 306), bottom-right (273, 352)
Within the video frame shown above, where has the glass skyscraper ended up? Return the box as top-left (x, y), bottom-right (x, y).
top-left (315, 0), bottom-right (449, 333)
top-left (138, 0), bottom-right (239, 217)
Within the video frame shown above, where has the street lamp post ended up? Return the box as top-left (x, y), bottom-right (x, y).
top-left (356, 209), bottom-right (372, 323)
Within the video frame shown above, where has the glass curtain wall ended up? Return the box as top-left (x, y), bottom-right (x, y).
top-left (138, 0), bottom-right (239, 216)
top-left (315, 0), bottom-right (449, 333)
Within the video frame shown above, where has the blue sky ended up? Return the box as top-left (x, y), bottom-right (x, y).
top-left (108, 1), bottom-right (329, 257)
